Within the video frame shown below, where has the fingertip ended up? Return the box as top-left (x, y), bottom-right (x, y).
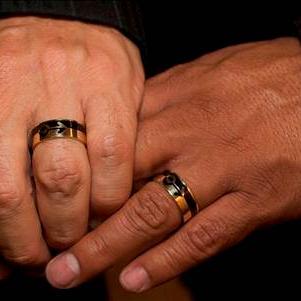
top-left (46, 253), bottom-right (80, 289)
top-left (120, 264), bottom-right (151, 293)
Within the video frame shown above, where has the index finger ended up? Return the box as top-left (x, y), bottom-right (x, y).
top-left (45, 182), bottom-right (183, 288)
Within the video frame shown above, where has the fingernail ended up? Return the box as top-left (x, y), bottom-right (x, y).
top-left (120, 265), bottom-right (151, 292)
top-left (46, 253), bottom-right (80, 289)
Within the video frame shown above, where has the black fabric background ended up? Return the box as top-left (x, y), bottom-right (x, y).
top-left (141, 2), bottom-right (299, 76)
top-left (1, 1), bottom-right (301, 300)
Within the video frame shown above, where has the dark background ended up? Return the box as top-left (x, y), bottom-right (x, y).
top-left (141, 2), bottom-right (299, 76)
top-left (1, 2), bottom-right (301, 300)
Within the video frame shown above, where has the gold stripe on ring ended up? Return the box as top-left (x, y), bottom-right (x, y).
top-left (32, 128), bottom-right (87, 150)
top-left (154, 172), bottom-right (198, 223)
top-left (30, 119), bottom-right (87, 151)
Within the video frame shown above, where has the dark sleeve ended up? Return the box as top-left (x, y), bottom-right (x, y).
top-left (0, 0), bottom-right (145, 51)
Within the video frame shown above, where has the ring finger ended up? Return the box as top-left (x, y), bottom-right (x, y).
top-left (32, 107), bottom-right (90, 250)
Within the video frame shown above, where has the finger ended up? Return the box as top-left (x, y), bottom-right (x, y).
top-left (45, 167), bottom-right (226, 289)
top-left (30, 44), bottom-right (91, 250)
top-left (119, 192), bottom-right (259, 292)
top-left (86, 92), bottom-right (138, 218)
top-left (32, 117), bottom-right (90, 250)
top-left (45, 182), bottom-right (183, 288)
top-left (0, 135), bottom-right (50, 268)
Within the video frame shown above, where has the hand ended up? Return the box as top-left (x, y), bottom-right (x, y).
top-left (45, 37), bottom-right (301, 291)
top-left (0, 16), bottom-right (144, 272)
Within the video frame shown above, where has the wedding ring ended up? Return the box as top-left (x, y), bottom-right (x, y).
top-left (154, 171), bottom-right (199, 223)
top-left (30, 119), bottom-right (86, 151)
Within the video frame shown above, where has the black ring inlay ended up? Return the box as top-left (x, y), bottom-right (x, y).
top-left (31, 119), bottom-right (86, 138)
top-left (162, 171), bottom-right (198, 216)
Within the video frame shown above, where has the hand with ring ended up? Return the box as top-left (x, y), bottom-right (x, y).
top-left (46, 37), bottom-right (301, 291)
top-left (0, 16), bottom-right (144, 274)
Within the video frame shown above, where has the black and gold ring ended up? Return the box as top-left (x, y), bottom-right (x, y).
top-left (30, 119), bottom-right (87, 151)
top-left (154, 171), bottom-right (199, 223)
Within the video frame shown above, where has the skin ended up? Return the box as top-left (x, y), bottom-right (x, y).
top-left (0, 16), bottom-right (144, 273)
top-left (45, 37), bottom-right (301, 292)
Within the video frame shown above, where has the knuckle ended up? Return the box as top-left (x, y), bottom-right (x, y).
top-left (184, 219), bottom-right (227, 258)
top-left (243, 161), bottom-right (280, 199)
top-left (0, 26), bottom-right (30, 68)
top-left (159, 245), bottom-right (183, 270)
top-left (90, 30), bottom-right (137, 80)
top-left (92, 134), bottom-right (132, 169)
top-left (35, 159), bottom-right (83, 197)
top-left (69, 43), bottom-right (89, 63)
top-left (0, 25), bottom-right (29, 51)
top-left (42, 39), bottom-right (67, 63)
top-left (123, 185), bottom-right (173, 236)
top-left (46, 230), bottom-right (80, 250)
top-left (4, 246), bottom-right (43, 267)
top-left (91, 190), bottom-right (128, 216)
top-left (91, 50), bottom-right (117, 78)
top-left (42, 38), bottom-right (89, 67)
top-left (0, 182), bottom-right (23, 217)
top-left (102, 27), bottom-right (125, 44)
top-left (44, 213), bottom-right (87, 249)
top-left (85, 233), bottom-right (111, 258)
top-left (0, 24), bottom-right (28, 38)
